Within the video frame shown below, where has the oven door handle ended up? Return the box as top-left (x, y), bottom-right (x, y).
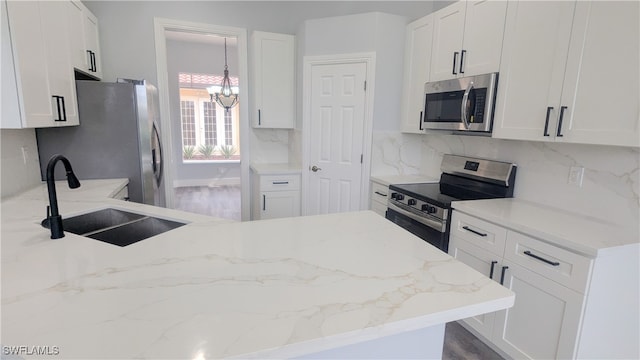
top-left (387, 202), bottom-right (446, 233)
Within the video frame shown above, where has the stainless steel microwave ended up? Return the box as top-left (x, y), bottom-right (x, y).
top-left (422, 73), bottom-right (498, 133)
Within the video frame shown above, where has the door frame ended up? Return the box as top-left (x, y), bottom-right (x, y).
top-left (153, 18), bottom-right (250, 221)
top-left (301, 53), bottom-right (376, 215)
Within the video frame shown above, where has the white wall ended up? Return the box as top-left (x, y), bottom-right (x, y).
top-left (301, 12), bottom-right (411, 131)
top-left (371, 131), bottom-right (640, 228)
top-left (1, 129), bottom-right (42, 199)
top-left (83, 1), bottom-right (437, 84)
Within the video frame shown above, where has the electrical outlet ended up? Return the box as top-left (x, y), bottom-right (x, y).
top-left (568, 166), bottom-right (584, 187)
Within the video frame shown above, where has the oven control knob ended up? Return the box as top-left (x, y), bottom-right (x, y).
top-left (407, 199), bottom-right (416, 206)
top-left (421, 204), bottom-right (429, 212)
top-left (390, 192), bottom-right (397, 199)
top-left (428, 206), bottom-right (437, 214)
top-left (396, 194), bottom-right (405, 201)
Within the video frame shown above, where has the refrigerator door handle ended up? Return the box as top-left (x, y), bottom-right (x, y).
top-left (151, 122), bottom-right (163, 187)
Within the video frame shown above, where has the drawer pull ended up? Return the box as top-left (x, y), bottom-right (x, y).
top-left (500, 266), bottom-right (509, 285)
top-left (272, 181), bottom-right (289, 185)
top-left (489, 260), bottom-right (498, 279)
top-left (374, 191), bottom-right (387, 197)
top-left (524, 250), bottom-right (560, 266)
top-left (462, 226), bottom-right (487, 237)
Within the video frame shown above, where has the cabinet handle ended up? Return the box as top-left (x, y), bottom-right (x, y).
top-left (86, 50), bottom-right (93, 71)
top-left (489, 260), bottom-right (498, 279)
top-left (91, 51), bottom-right (96, 72)
top-left (53, 96), bottom-right (66, 122)
top-left (462, 225), bottom-right (487, 237)
top-left (500, 266), bottom-right (509, 285)
top-left (459, 49), bottom-right (466, 74)
top-left (53, 96), bottom-right (62, 121)
top-left (258, 109), bottom-right (261, 125)
top-left (374, 191), bottom-right (387, 197)
top-left (419, 110), bottom-right (424, 131)
top-left (556, 106), bottom-right (567, 137)
top-left (543, 106), bottom-right (553, 136)
top-left (523, 250), bottom-right (560, 266)
top-left (263, 194), bottom-right (266, 211)
top-left (452, 52), bottom-right (459, 75)
top-left (60, 96), bottom-right (67, 121)
top-left (272, 181), bottom-right (289, 185)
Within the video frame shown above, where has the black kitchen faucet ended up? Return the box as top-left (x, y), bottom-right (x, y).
top-left (41, 155), bottom-right (81, 239)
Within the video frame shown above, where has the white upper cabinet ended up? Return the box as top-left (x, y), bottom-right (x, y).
top-left (68, 0), bottom-right (102, 79)
top-left (3, 0), bottom-right (79, 128)
top-left (493, 1), bottom-right (639, 147)
top-left (82, 7), bottom-right (102, 79)
top-left (430, 0), bottom-right (507, 81)
top-left (251, 31), bottom-right (295, 129)
top-left (400, 14), bottom-right (434, 133)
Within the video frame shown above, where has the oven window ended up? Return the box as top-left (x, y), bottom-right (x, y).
top-left (385, 208), bottom-right (448, 252)
top-left (425, 90), bottom-right (463, 123)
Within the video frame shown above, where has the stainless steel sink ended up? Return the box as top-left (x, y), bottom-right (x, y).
top-left (62, 208), bottom-right (187, 247)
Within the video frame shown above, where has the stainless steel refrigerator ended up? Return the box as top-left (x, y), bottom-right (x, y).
top-left (36, 79), bottom-right (165, 207)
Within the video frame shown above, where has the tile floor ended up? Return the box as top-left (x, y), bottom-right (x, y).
top-left (173, 185), bottom-right (241, 221)
top-left (443, 322), bottom-right (504, 360)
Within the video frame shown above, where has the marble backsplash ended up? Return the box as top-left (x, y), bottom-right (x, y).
top-left (371, 131), bottom-right (640, 227)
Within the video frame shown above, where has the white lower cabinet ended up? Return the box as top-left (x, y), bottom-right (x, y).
top-left (450, 209), bottom-right (639, 359)
top-left (493, 260), bottom-right (584, 360)
top-left (369, 180), bottom-right (389, 217)
top-left (252, 172), bottom-right (300, 220)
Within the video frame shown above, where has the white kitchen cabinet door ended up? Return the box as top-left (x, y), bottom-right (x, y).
top-left (492, 1), bottom-right (575, 142)
top-left (492, 261), bottom-right (585, 360)
top-left (67, 1), bottom-right (86, 72)
top-left (261, 191), bottom-right (300, 220)
top-left (449, 237), bottom-right (500, 339)
top-left (400, 14), bottom-right (434, 133)
top-left (41, 1), bottom-right (79, 126)
top-left (429, 2), bottom-right (465, 81)
top-left (459, 0), bottom-right (507, 77)
top-left (83, 8), bottom-right (102, 79)
top-left (556, 1), bottom-right (639, 147)
top-left (252, 31), bottom-right (295, 129)
top-left (4, 1), bottom-right (78, 128)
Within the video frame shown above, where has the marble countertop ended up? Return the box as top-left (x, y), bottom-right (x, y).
top-left (2, 179), bottom-right (514, 359)
top-left (370, 174), bottom-right (439, 187)
top-left (250, 163), bottom-right (302, 175)
top-left (452, 198), bottom-right (640, 257)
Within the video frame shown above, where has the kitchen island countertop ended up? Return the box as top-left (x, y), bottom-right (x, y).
top-left (1, 179), bottom-right (513, 359)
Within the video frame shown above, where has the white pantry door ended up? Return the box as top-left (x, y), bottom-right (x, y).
top-left (307, 62), bottom-right (367, 215)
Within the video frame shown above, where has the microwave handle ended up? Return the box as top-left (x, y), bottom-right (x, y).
top-left (461, 82), bottom-right (474, 129)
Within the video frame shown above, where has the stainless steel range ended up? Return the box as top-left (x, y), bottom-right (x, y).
top-left (386, 154), bottom-right (517, 252)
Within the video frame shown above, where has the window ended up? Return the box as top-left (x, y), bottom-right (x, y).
top-left (178, 73), bottom-right (240, 161)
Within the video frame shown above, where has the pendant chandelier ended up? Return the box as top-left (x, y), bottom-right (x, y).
top-left (207, 38), bottom-right (238, 112)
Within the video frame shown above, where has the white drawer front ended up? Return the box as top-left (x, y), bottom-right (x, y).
top-left (504, 231), bottom-right (592, 293)
top-left (370, 181), bottom-right (389, 204)
top-left (451, 211), bottom-right (507, 257)
top-left (260, 174), bottom-right (300, 191)
top-left (370, 199), bottom-right (387, 217)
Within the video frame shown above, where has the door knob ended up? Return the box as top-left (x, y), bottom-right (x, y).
top-left (310, 165), bottom-right (322, 172)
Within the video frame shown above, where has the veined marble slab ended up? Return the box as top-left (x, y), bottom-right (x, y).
top-left (370, 174), bottom-right (439, 187)
top-left (1, 180), bottom-right (513, 359)
top-left (250, 162), bottom-right (302, 175)
top-left (452, 198), bottom-right (639, 257)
